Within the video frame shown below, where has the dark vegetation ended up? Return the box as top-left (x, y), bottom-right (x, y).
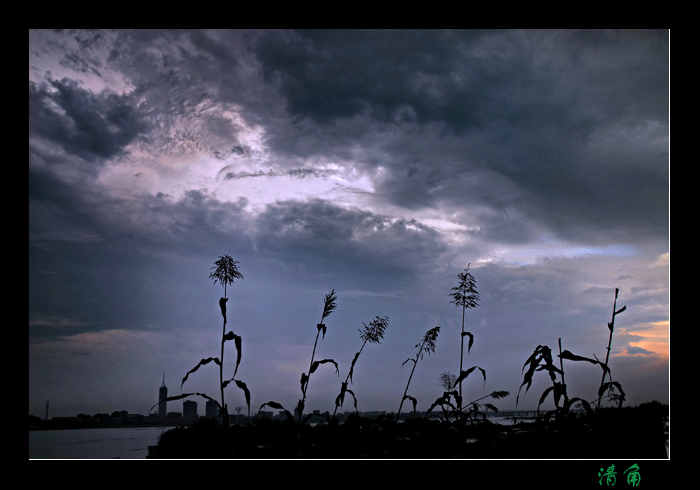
top-left (149, 256), bottom-right (669, 459)
top-left (152, 401), bottom-right (668, 459)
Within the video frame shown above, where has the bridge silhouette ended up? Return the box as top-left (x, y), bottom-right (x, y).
top-left (484, 410), bottom-right (539, 419)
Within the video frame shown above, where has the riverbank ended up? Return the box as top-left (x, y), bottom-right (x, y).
top-left (29, 426), bottom-right (168, 459)
top-left (150, 402), bottom-right (668, 459)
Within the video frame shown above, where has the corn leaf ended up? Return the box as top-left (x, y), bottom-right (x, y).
top-left (536, 381), bottom-right (568, 411)
top-left (260, 401), bottom-right (284, 411)
top-left (598, 380), bottom-right (626, 407)
top-left (462, 331), bottom-right (474, 353)
top-left (403, 395), bottom-right (418, 415)
top-left (310, 358), bottom-right (339, 376)
top-left (234, 379), bottom-right (251, 417)
top-left (181, 357), bottom-right (221, 389)
top-left (348, 351), bottom-right (361, 384)
top-left (223, 331), bottom-right (243, 378)
top-left (260, 401), bottom-right (294, 421)
top-left (427, 391), bottom-right (458, 414)
top-left (538, 385), bottom-right (555, 408)
top-left (559, 349), bottom-right (610, 377)
top-left (456, 366), bottom-right (486, 387)
top-left (518, 345), bottom-right (557, 404)
top-left (337, 387), bottom-right (358, 412)
top-left (335, 381), bottom-right (348, 408)
top-left (559, 349), bottom-right (598, 364)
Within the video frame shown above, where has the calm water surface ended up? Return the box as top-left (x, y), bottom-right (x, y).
top-left (28, 420), bottom-right (516, 459)
top-left (29, 426), bottom-right (168, 459)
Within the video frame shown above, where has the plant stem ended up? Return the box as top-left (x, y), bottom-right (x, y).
top-left (597, 288), bottom-right (619, 410)
top-left (298, 310), bottom-right (324, 423)
top-left (332, 340), bottom-right (368, 419)
top-left (396, 362), bottom-right (416, 422)
top-left (557, 337), bottom-right (569, 414)
top-left (396, 341), bottom-right (423, 422)
top-left (459, 304), bottom-right (465, 402)
top-left (220, 283), bottom-right (227, 426)
top-left (558, 338), bottom-right (565, 387)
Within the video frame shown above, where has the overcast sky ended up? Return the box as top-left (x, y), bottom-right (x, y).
top-left (29, 29), bottom-right (669, 419)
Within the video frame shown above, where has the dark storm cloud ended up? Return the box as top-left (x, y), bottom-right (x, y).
top-left (253, 29), bottom-right (669, 242)
top-left (255, 29), bottom-right (494, 130)
top-left (29, 78), bottom-right (148, 161)
top-left (255, 30), bottom-right (667, 134)
top-left (29, 187), bottom-right (253, 347)
top-left (36, 28), bottom-right (666, 247)
top-left (30, 172), bottom-right (447, 342)
top-left (253, 198), bottom-right (447, 277)
top-left (133, 190), bottom-right (254, 256)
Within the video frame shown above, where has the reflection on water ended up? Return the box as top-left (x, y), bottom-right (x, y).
top-left (29, 426), bottom-right (167, 459)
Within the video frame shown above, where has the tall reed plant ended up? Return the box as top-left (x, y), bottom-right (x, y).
top-left (597, 288), bottom-right (627, 409)
top-left (297, 289), bottom-right (339, 423)
top-left (332, 316), bottom-right (389, 419)
top-left (517, 290), bottom-right (628, 421)
top-left (260, 289), bottom-right (339, 425)
top-left (396, 326), bottom-right (440, 421)
top-left (150, 254), bottom-right (250, 426)
top-left (449, 265), bottom-right (480, 412)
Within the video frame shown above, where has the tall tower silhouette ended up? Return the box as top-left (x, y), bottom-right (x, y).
top-left (158, 373), bottom-right (167, 420)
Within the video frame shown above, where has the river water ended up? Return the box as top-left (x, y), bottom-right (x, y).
top-left (29, 426), bottom-right (167, 459)
top-left (29, 418), bottom-right (521, 459)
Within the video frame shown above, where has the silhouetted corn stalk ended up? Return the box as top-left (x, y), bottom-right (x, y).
top-left (427, 390), bottom-right (509, 424)
top-left (149, 255), bottom-right (248, 425)
top-left (428, 365), bottom-right (502, 424)
top-left (517, 344), bottom-right (561, 413)
top-left (449, 265), bottom-right (480, 415)
top-left (332, 316), bottom-right (389, 420)
top-left (257, 290), bottom-right (339, 425)
top-left (517, 338), bottom-right (613, 421)
top-left (297, 289), bottom-right (339, 424)
top-left (396, 326), bottom-right (440, 422)
top-left (597, 288), bottom-right (626, 409)
top-left (209, 255), bottom-right (245, 425)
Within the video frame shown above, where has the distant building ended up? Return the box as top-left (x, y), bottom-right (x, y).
top-left (165, 412), bottom-right (182, 424)
top-left (205, 399), bottom-right (219, 419)
top-left (110, 410), bottom-right (128, 423)
top-left (183, 400), bottom-right (198, 423)
top-left (158, 373), bottom-right (167, 420)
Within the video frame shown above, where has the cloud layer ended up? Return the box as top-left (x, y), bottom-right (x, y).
top-left (29, 29), bottom-right (669, 418)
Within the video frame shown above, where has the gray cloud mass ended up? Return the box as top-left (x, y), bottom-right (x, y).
top-left (29, 29), bottom-right (669, 419)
